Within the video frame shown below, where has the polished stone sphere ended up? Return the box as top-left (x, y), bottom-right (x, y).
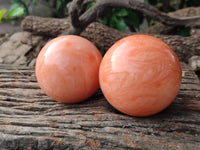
top-left (99, 35), bottom-right (182, 117)
top-left (36, 35), bottom-right (102, 103)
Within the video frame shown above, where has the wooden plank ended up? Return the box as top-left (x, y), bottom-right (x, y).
top-left (0, 63), bottom-right (200, 150)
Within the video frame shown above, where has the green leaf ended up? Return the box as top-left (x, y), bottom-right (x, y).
top-left (86, 2), bottom-right (96, 10)
top-left (0, 9), bottom-right (7, 23)
top-left (30, 0), bottom-right (37, 5)
top-left (56, 0), bottom-right (61, 11)
top-left (144, 0), bottom-right (149, 3)
top-left (150, 20), bottom-right (158, 25)
top-left (116, 19), bottom-right (126, 31)
top-left (10, 3), bottom-right (21, 10)
top-left (10, 1), bottom-right (28, 15)
top-left (11, 0), bottom-right (24, 6)
top-left (109, 14), bottom-right (117, 28)
top-left (124, 10), bottom-right (143, 31)
top-left (5, 7), bottom-right (25, 20)
top-left (53, 0), bottom-right (68, 17)
top-left (110, 15), bottom-right (126, 31)
top-left (101, 16), bottom-right (108, 25)
top-left (115, 9), bottom-right (128, 17)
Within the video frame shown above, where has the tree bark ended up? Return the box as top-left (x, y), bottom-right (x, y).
top-left (163, 0), bottom-right (170, 13)
top-left (0, 63), bottom-right (200, 150)
top-left (21, 16), bottom-right (200, 62)
top-left (66, 0), bottom-right (200, 35)
top-left (143, 7), bottom-right (200, 35)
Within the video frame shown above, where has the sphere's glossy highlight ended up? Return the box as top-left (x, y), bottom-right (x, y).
top-left (36, 35), bottom-right (102, 103)
top-left (99, 35), bottom-right (182, 117)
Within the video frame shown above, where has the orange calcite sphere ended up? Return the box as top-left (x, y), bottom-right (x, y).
top-left (36, 35), bottom-right (102, 103)
top-left (99, 35), bottom-right (182, 117)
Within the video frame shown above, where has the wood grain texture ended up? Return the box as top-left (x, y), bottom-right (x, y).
top-left (0, 63), bottom-right (200, 150)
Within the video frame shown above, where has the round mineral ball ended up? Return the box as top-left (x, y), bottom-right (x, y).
top-left (36, 35), bottom-right (102, 103)
top-left (99, 34), bottom-right (182, 117)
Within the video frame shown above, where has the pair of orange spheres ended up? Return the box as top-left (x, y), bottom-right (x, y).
top-left (36, 34), bottom-right (182, 117)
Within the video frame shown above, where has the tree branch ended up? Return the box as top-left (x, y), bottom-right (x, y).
top-left (67, 0), bottom-right (200, 35)
top-left (21, 16), bottom-right (200, 62)
top-left (69, 0), bottom-right (82, 28)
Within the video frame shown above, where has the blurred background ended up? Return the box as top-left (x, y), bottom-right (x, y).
top-left (0, 0), bottom-right (200, 35)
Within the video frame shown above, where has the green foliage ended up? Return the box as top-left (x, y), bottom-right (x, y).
top-left (86, 1), bottom-right (95, 10)
top-left (0, 6), bottom-right (25, 24)
top-left (0, 9), bottom-right (7, 23)
top-left (54, 0), bottom-right (69, 17)
top-left (101, 9), bottom-right (128, 31)
top-left (87, 2), bottom-right (143, 32)
top-left (1, 0), bottom-right (199, 36)
top-left (107, 0), bottom-right (198, 35)
top-left (46, 0), bottom-right (70, 17)
top-left (30, 0), bottom-right (37, 5)
top-left (124, 10), bottom-right (143, 31)
top-left (5, 7), bottom-right (25, 20)
top-left (11, 0), bottom-right (36, 16)
top-left (0, 0), bottom-right (37, 24)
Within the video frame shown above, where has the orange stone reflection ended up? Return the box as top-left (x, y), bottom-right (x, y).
top-left (99, 35), bottom-right (182, 117)
top-left (36, 35), bottom-right (102, 103)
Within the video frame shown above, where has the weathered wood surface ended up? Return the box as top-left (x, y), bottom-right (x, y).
top-left (0, 63), bottom-right (200, 150)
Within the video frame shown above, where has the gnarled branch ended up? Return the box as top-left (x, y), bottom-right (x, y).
top-left (67, 0), bottom-right (200, 35)
top-left (21, 16), bottom-right (200, 62)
